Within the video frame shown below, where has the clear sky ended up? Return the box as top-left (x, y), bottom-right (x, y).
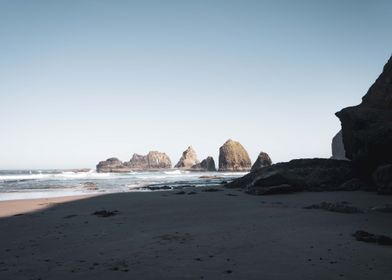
top-left (0, 0), bottom-right (391, 169)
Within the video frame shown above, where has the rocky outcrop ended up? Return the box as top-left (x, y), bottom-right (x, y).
top-left (126, 151), bottom-right (172, 170)
top-left (191, 156), bottom-right (216, 171)
top-left (218, 139), bottom-right (251, 171)
top-left (331, 130), bottom-right (347, 160)
top-left (373, 164), bottom-right (392, 194)
top-left (226, 158), bottom-right (357, 195)
top-left (336, 56), bottom-right (392, 175)
top-left (96, 158), bottom-right (131, 173)
top-left (251, 152), bottom-right (272, 171)
top-left (175, 146), bottom-right (199, 169)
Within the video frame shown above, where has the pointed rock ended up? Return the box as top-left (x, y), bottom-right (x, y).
top-left (175, 146), bottom-right (199, 169)
top-left (251, 152), bottom-right (272, 172)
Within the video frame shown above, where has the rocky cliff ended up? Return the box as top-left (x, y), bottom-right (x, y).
top-left (336, 56), bottom-right (392, 192)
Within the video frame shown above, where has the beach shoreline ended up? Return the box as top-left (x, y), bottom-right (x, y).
top-left (0, 187), bottom-right (391, 279)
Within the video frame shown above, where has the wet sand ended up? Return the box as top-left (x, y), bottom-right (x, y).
top-left (0, 188), bottom-right (391, 279)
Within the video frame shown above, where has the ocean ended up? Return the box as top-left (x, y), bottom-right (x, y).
top-left (0, 169), bottom-right (245, 201)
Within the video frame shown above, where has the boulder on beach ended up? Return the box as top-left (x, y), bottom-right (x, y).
top-left (226, 158), bottom-right (356, 195)
top-left (251, 152), bottom-right (272, 172)
top-left (336, 56), bottom-right (392, 176)
top-left (127, 151), bottom-right (172, 170)
top-left (373, 164), bottom-right (392, 195)
top-left (331, 130), bottom-right (347, 160)
top-left (191, 156), bottom-right (216, 171)
top-left (96, 157), bottom-right (131, 173)
top-left (175, 146), bottom-right (199, 169)
top-left (218, 139), bottom-right (251, 171)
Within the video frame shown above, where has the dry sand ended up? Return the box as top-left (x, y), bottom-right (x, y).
top-left (0, 195), bottom-right (96, 218)
top-left (0, 187), bottom-right (391, 279)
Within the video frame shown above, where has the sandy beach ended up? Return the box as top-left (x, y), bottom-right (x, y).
top-left (0, 195), bottom-right (97, 218)
top-left (0, 187), bottom-right (391, 280)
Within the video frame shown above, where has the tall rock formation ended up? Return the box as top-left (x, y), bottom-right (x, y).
top-left (175, 146), bottom-right (199, 169)
top-left (127, 151), bottom-right (172, 170)
top-left (251, 152), bottom-right (272, 172)
top-left (218, 139), bottom-right (251, 171)
top-left (336, 56), bottom-right (392, 175)
top-left (331, 130), bottom-right (347, 160)
top-left (191, 156), bottom-right (216, 171)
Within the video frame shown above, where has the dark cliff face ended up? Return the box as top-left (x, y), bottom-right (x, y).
top-left (336, 56), bottom-right (392, 175)
top-left (228, 56), bottom-right (392, 195)
top-left (361, 56), bottom-right (392, 109)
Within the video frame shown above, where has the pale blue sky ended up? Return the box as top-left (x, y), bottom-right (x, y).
top-left (0, 0), bottom-right (391, 169)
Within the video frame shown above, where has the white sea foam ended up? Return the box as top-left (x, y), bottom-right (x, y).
top-left (164, 170), bottom-right (189, 175)
top-left (0, 173), bottom-right (50, 181)
top-left (0, 169), bottom-right (246, 201)
top-left (0, 170), bottom-right (117, 182)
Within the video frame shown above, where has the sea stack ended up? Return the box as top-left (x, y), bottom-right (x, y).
top-left (336, 56), bottom-right (392, 175)
top-left (175, 146), bottom-right (199, 169)
top-left (96, 157), bottom-right (130, 173)
top-left (218, 139), bottom-right (251, 171)
top-left (191, 156), bottom-right (216, 171)
top-left (331, 130), bottom-right (347, 160)
top-left (127, 151), bottom-right (172, 170)
top-left (251, 152), bottom-right (272, 172)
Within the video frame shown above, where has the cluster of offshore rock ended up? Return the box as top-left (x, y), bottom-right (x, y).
top-left (228, 55), bottom-right (392, 195)
top-left (97, 140), bottom-right (272, 173)
top-left (97, 151), bottom-right (172, 173)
